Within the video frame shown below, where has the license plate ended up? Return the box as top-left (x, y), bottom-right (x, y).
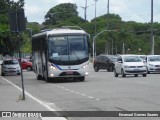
top-left (9, 71), bottom-right (16, 73)
top-left (134, 69), bottom-right (139, 71)
top-left (66, 71), bottom-right (73, 74)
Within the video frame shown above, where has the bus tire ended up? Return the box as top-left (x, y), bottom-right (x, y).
top-left (80, 76), bottom-right (85, 81)
top-left (37, 74), bottom-right (42, 80)
top-left (1, 72), bottom-right (5, 76)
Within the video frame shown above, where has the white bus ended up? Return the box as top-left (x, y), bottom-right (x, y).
top-left (32, 27), bottom-right (90, 82)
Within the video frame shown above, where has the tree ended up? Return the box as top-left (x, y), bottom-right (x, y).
top-left (43, 3), bottom-right (79, 26)
top-left (0, 0), bottom-right (25, 56)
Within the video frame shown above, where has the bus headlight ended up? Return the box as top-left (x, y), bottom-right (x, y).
top-left (51, 74), bottom-right (54, 77)
top-left (85, 72), bottom-right (89, 75)
top-left (82, 65), bottom-right (88, 69)
top-left (50, 66), bottom-right (57, 70)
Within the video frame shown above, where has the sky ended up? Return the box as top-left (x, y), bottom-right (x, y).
top-left (21, 0), bottom-right (160, 24)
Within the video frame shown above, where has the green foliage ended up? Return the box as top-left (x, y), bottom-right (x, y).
top-left (43, 3), bottom-right (78, 26)
top-left (0, 0), bottom-right (25, 56)
top-left (1, 2), bottom-right (160, 55)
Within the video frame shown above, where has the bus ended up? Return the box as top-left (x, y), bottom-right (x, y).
top-left (32, 27), bottom-right (90, 82)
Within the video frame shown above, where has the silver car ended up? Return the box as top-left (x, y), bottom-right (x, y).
top-left (114, 55), bottom-right (147, 77)
top-left (1, 59), bottom-right (21, 76)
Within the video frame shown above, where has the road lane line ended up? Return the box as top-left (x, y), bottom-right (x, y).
top-left (52, 85), bottom-right (101, 101)
top-left (136, 81), bottom-right (148, 84)
top-left (81, 94), bottom-right (87, 96)
top-left (0, 76), bottom-right (67, 120)
top-left (70, 90), bottom-right (74, 93)
top-left (88, 96), bottom-right (94, 99)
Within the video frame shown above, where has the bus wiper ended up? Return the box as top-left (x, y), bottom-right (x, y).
top-left (70, 51), bottom-right (81, 62)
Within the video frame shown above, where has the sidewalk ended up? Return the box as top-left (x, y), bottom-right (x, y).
top-left (0, 76), bottom-right (67, 120)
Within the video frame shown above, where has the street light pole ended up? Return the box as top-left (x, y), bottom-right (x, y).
top-left (151, 0), bottom-right (154, 55)
top-left (93, 30), bottom-right (114, 61)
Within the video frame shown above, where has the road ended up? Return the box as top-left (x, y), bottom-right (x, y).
top-left (1, 64), bottom-right (160, 120)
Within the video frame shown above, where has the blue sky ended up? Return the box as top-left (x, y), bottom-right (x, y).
top-left (22, 0), bottom-right (160, 24)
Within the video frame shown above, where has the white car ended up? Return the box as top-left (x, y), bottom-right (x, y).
top-left (1, 59), bottom-right (21, 76)
top-left (146, 55), bottom-right (160, 74)
top-left (114, 55), bottom-right (147, 77)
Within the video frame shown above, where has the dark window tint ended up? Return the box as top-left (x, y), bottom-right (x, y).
top-left (3, 60), bottom-right (19, 65)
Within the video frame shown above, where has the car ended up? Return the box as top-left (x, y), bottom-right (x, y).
top-left (1, 59), bottom-right (21, 76)
top-left (145, 55), bottom-right (160, 74)
top-left (138, 55), bottom-right (146, 61)
top-left (114, 55), bottom-right (147, 77)
top-left (93, 54), bottom-right (117, 72)
top-left (18, 58), bottom-right (32, 71)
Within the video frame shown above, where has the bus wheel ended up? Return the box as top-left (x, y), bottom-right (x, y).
top-left (80, 76), bottom-right (85, 81)
top-left (37, 74), bottom-right (42, 80)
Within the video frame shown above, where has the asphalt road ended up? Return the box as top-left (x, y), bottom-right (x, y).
top-left (1, 64), bottom-right (160, 120)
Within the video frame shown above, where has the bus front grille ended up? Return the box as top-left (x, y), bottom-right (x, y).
top-left (59, 71), bottom-right (80, 76)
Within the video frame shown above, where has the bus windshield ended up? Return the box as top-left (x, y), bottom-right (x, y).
top-left (48, 35), bottom-right (89, 65)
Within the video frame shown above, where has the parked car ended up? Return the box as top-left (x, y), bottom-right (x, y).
top-left (114, 55), bottom-right (147, 77)
top-left (1, 59), bottom-right (21, 76)
top-left (145, 55), bottom-right (160, 74)
top-left (18, 58), bottom-right (32, 71)
top-left (93, 54), bottom-right (117, 72)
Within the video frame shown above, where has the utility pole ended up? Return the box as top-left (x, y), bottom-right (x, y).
top-left (80, 0), bottom-right (93, 21)
top-left (107, 0), bottom-right (109, 14)
top-left (84, 0), bottom-right (87, 20)
top-left (151, 0), bottom-right (154, 55)
top-left (94, 0), bottom-right (98, 57)
top-left (8, 8), bottom-right (26, 100)
top-left (105, 0), bottom-right (109, 54)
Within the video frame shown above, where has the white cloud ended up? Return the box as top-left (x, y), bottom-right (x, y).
top-left (25, 4), bottom-right (40, 15)
top-left (24, 0), bottom-right (160, 23)
top-left (57, 0), bottom-right (74, 4)
top-left (130, 15), bottom-right (146, 23)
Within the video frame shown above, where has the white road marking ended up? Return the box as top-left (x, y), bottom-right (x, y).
top-left (70, 90), bottom-right (74, 93)
top-left (75, 92), bottom-right (80, 94)
top-left (81, 94), bottom-right (86, 96)
top-left (53, 85), bottom-right (101, 101)
top-left (136, 81), bottom-right (148, 84)
top-left (0, 76), bottom-right (67, 120)
top-left (88, 96), bottom-right (94, 99)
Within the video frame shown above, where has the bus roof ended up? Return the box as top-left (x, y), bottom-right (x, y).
top-left (32, 28), bottom-right (88, 38)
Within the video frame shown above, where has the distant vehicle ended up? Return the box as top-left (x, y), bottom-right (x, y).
top-left (93, 54), bottom-right (117, 72)
top-left (114, 55), bottom-right (147, 77)
top-left (18, 58), bottom-right (32, 71)
top-left (1, 59), bottom-right (21, 76)
top-left (32, 27), bottom-right (90, 82)
top-left (145, 55), bottom-right (160, 74)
